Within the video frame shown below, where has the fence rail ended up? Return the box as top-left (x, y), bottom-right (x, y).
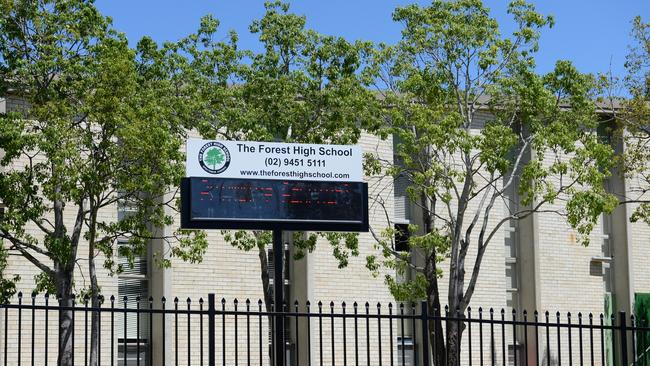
top-left (1, 292), bottom-right (649, 366)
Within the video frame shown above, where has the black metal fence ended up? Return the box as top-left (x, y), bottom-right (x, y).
top-left (1, 292), bottom-right (649, 366)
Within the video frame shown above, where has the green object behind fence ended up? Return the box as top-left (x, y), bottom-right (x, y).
top-left (605, 293), bottom-right (615, 366)
top-left (635, 293), bottom-right (650, 364)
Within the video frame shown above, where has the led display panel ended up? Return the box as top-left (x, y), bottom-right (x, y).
top-left (180, 177), bottom-right (369, 231)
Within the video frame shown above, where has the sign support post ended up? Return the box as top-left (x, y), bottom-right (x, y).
top-left (273, 229), bottom-right (285, 366)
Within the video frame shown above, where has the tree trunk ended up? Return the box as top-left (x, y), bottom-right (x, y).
top-left (89, 258), bottom-right (100, 366)
top-left (429, 311), bottom-right (447, 366)
top-left (258, 244), bottom-right (273, 312)
top-left (56, 271), bottom-right (75, 366)
top-left (88, 208), bottom-right (100, 366)
top-left (427, 271), bottom-right (447, 366)
top-left (445, 318), bottom-right (463, 366)
top-left (430, 309), bottom-right (447, 366)
top-left (421, 191), bottom-right (449, 366)
top-left (258, 244), bottom-right (276, 364)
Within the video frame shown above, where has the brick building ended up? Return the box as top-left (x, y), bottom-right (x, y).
top-left (1, 92), bottom-right (648, 365)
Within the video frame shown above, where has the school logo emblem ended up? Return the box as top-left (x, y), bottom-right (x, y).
top-left (198, 142), bottom-right (231, 174)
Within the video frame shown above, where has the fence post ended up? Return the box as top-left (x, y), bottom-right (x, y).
top-left (421, 300), bottom-right (431, 366)
top-left (620, 311), bottom-right (629, 366)
top-left (208, 293), bottom-right (216, 366)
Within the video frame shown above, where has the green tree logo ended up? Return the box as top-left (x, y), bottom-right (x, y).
top-left (199, 142), bottom-right (231, 174)
top-left (204, 147), bottom-right (225, 169)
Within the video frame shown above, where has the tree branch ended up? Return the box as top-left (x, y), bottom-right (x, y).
top-left (1, 232), bottom-right (54, 276)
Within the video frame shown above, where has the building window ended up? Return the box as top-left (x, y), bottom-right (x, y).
top-left (117, 241), bottom-right (150, 365)
top-left (117, 192), bottom-right (138, 222)
top-left (267, 243), bottom-right (290, 302)
top-left (395, 223), bottom-right (410, 252)
top-left (393, 133), bottom-right (412, 223)
top-left (601, 209), bottom-right (614, 293)
top-left (503, 172), bottom-right (521, 313)
top-left (394, 171), bottom-right (411, 223)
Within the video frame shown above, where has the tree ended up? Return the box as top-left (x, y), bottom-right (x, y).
top-left (0, 244), bottom-right (18, 303)
top-left (0, 1), bottom-right (207, 365)
top-left (171, 0), bottom-right (381, 313)
top-left (620, 16), bottom-right (650, 224)
top-left (364, 1), bottom-right (617, 365)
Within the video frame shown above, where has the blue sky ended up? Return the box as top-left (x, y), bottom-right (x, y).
top-left (95, 1), bottom-right (649, 80)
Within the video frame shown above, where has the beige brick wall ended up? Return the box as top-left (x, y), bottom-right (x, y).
top-left (2, 94), bottom-right (647, 365)
top-left (626, 169), bottom-right (650, 295)
top-left (531, 143), bottom-right (610, 366)
top-left (307, 134), bottom-right (396, 365)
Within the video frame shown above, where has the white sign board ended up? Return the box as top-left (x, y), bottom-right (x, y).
top-left (186, 139), bottom-right (363, 182)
